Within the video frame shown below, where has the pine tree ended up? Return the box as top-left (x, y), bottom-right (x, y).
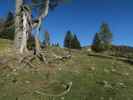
top-left (92, 22), bottom-right (113, 52)
top-left (72, 34), bottom-right (81, 49)
top-left (92, 32), bottom-right (103, 52)
top-left (64, 31), bottom-right (81, 49)
top-left (100, 22), bottom-right (112, 44)
top-left (64, 30), bottom-right (74, 48)
top-left (0, 11), bottom-right (15, 40)
top-left (6, 11), bottom-right (14, 23)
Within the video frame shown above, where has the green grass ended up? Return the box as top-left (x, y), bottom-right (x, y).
top-left (0, 45), bottom-right (133, 100)
top-left (0, 38), bottom-right (12, 53)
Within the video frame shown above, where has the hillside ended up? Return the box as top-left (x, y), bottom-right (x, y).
top-left (0, 39), bottom-right (13, 54)
top-left (0, 39), bottom-right (133, 100)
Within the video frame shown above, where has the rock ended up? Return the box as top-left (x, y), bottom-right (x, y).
top-left (90, 67), bottom-right (96, 71)
top-left (25, 80), bottom-right (30, 84)
top-left (87, 48), bottom-right (92, 52)
top-left (111, 68), bottom-right (117, 72)
top-left (124, 72), bottom-right (129, 76)
top-left (13, 69), bottom-right (17, 72)
top-left (6, 74), bottom-right (10, 77)
top-left (58, 68), bottom-right (62, 71)
top-left (118, 82), bottom-right (126, 88)
top-left (74, 70), bottom-right (80, 74)
top-left (61, 97), bottom-right (64, 100)
top-left (104, 68), bottom-right (110, 73)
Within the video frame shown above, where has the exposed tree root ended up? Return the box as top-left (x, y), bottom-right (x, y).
top-left (17, 49), bottom-right (72, 69)
top-left (36, 52), bottom-right (47, 64)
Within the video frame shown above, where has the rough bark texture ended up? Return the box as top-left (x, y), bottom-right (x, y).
top-left (14, 0), bottom-right (23, 50)
top-left (34, 0), bottom-right (50, 54)
top-left (15, 0), bottom-right (49, 54)
top-left (20, 5), bottom-right (32, 53)
top-left (15, 0), bottom-right (32, 53)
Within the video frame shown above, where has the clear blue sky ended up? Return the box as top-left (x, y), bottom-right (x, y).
top-left (0, 0), bottom-right (133, 46)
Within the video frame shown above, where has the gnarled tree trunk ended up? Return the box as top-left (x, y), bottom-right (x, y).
top-left (14, 0), bottom-right (23, 52)
top-left (15, 0), bottom-right (32, 54)
top-left (34, 0), bottom-right (50, 54)
top-left (15, 0), bottom-right (49, 54)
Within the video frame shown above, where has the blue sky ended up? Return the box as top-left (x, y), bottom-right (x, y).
top-left (0, 0), bottom-right (133, 46)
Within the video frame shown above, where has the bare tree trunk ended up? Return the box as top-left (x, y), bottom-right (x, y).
top-left (15, 0), bottom-right (49, 54)
top-left (35, 34), bottom-right (41, 54)
top-left (34, 0), bottom-right (50, 54)
top-left (20, 10), bottom-right (28, 53)
top-left (15, 0), bottom-right (32, 54)
top-left (14, 0), bottom-right (23, 51)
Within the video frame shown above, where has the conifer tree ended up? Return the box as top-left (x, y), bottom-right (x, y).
top-left (92, 22), bottom-right (113, 52)
top-left (64, 31), bottom-right (81, 49)
top-left (0, 11), bottom-right (15, 40)
top-left (64, 30), bottom-right (74, 48)
top-left (72, 34), bottom-right (81, 49)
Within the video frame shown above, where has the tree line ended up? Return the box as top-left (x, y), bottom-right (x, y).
top-left (0, 0), bottom-right (113, 54)
top-left (0, 11), bottom-right (113, 52)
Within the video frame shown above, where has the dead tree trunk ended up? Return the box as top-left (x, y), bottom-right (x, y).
top-left (35, 34), bottom-right (41, 54)
top-left (20, 5), bottom-right (32, 53)
top-left (14, 0), bottom-right (23, 51)
top-left (33, 0), bottom-right (50, 54)
top-left (15, 0), bottom-right (49, 54)
top-left (14, 0), bottom-right (32, 54)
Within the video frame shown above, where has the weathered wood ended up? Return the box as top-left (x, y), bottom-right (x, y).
top-left (15, 1), bottom-right (32, 53)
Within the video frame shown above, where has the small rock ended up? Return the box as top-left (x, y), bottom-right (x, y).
top-left (104, 68), bottom-right (110, 73)
top-left (124, 72), bottom-right (129, 76)
top-left (25, 80), bottom-right (30, 84)
top-left (58, 68), bottom-right (62, 71)
top-left (118, 82), bottom-right (126, 88)
top-left (13, 69), bottom-right (17, 72)
top-left (6, 74), bottom-right (10, 77)
top-left (90, 67), bottom-right (96, 71)
top-left (61, 97), bottom-right (64, 100)
top-left (111, 68), bottom-right (117, 72)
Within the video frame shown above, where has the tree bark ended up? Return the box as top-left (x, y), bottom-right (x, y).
top-left (14, 0), bottom-right (23, 51)
top-left (34, 0), bottom-right (50, 54)
top-left (15, 0), bottom-right (49, 54)
top-left (15, 0), bottom-right (32, 54)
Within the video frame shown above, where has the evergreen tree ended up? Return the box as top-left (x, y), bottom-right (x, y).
top-left (92, 22), bottom-right (113, 52)
top-left (64, 30), bottom-right (74, 48)
top-left (64, 31), bottom-right (81, 49)
top-left (6, 11), bottom-right (14, 23)
top-left (72, 34), bottom-right (81, 49)
top-left (92, 32), bottom-right (103, 52)
top-left (99, 22), bottom-right (112, 44)
top-left (0, 11), bottom-right (15, 40)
